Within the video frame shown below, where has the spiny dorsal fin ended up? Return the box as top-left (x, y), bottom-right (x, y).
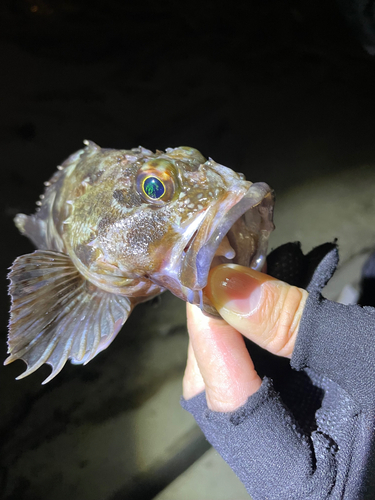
top-left (6, 250), bottom-right (132, 384)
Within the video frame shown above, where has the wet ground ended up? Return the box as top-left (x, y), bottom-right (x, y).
top-left (1, 1), bottom-right (375, 499)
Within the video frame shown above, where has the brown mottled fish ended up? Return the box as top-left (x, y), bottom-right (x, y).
top-left (6, 141), bottom-right (274, 383)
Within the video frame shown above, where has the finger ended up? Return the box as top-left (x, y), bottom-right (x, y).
top-left (205, 264), bottom-right (308, 358)
top-left (183, 340), bottom-right (205, 400)
top-left (183, 303), bottom-right (262, 412)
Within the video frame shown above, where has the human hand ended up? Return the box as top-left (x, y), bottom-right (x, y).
top-left (182, 246), bottom-right (372, 499)
top-left (183, 264), bottom-right (309, 412)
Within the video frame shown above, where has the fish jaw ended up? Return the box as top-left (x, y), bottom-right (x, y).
top-left (152, 181), bottom-right (274, 314)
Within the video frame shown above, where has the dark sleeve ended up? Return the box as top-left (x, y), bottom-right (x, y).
top-left (268, 242), bottom-right (375, 411)
top-left (291, 293), bottom-right (375, 411)
top-left (182, 378), bottom-right (337, 500)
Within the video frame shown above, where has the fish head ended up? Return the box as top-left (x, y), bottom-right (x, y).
top-left (93, 146), bottom-right (274, 314)
top-left (145, 147), bottom-right (274, 314)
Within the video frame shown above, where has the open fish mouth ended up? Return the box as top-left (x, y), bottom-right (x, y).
top-left (180, 182), bottom-right (275, 314)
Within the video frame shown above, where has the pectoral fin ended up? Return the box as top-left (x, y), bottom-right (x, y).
top-left (6, 250), bottom-right (132, 383)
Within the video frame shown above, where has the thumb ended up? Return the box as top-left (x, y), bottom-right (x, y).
top-left (205, 264), bottom-right (308, 358)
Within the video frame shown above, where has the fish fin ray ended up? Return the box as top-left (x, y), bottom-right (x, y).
top-left (7, 250), bottom-right (132, 383)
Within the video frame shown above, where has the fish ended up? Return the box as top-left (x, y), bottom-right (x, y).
top-left (6, 141), bottom-right (275, 383)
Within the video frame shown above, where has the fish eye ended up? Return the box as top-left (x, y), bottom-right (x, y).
top-left (136, 159), bottom-right (176, 203)
top-left (142, 176), bottom-right (166, 200)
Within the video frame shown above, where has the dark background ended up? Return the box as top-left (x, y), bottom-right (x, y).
top-left (1, 1), bottom-right (375, 498)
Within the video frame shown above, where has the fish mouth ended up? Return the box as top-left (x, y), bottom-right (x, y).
top-left (180, 182), bottom-right (275, 314)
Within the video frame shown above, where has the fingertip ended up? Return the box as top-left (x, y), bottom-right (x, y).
top-left (205, 264), bottom-right (308, 358)
top-left (186, 302), bottom-right (227, 340)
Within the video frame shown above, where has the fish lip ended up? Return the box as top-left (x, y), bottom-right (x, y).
top-left (179, 181), bottom-right (275, 307)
